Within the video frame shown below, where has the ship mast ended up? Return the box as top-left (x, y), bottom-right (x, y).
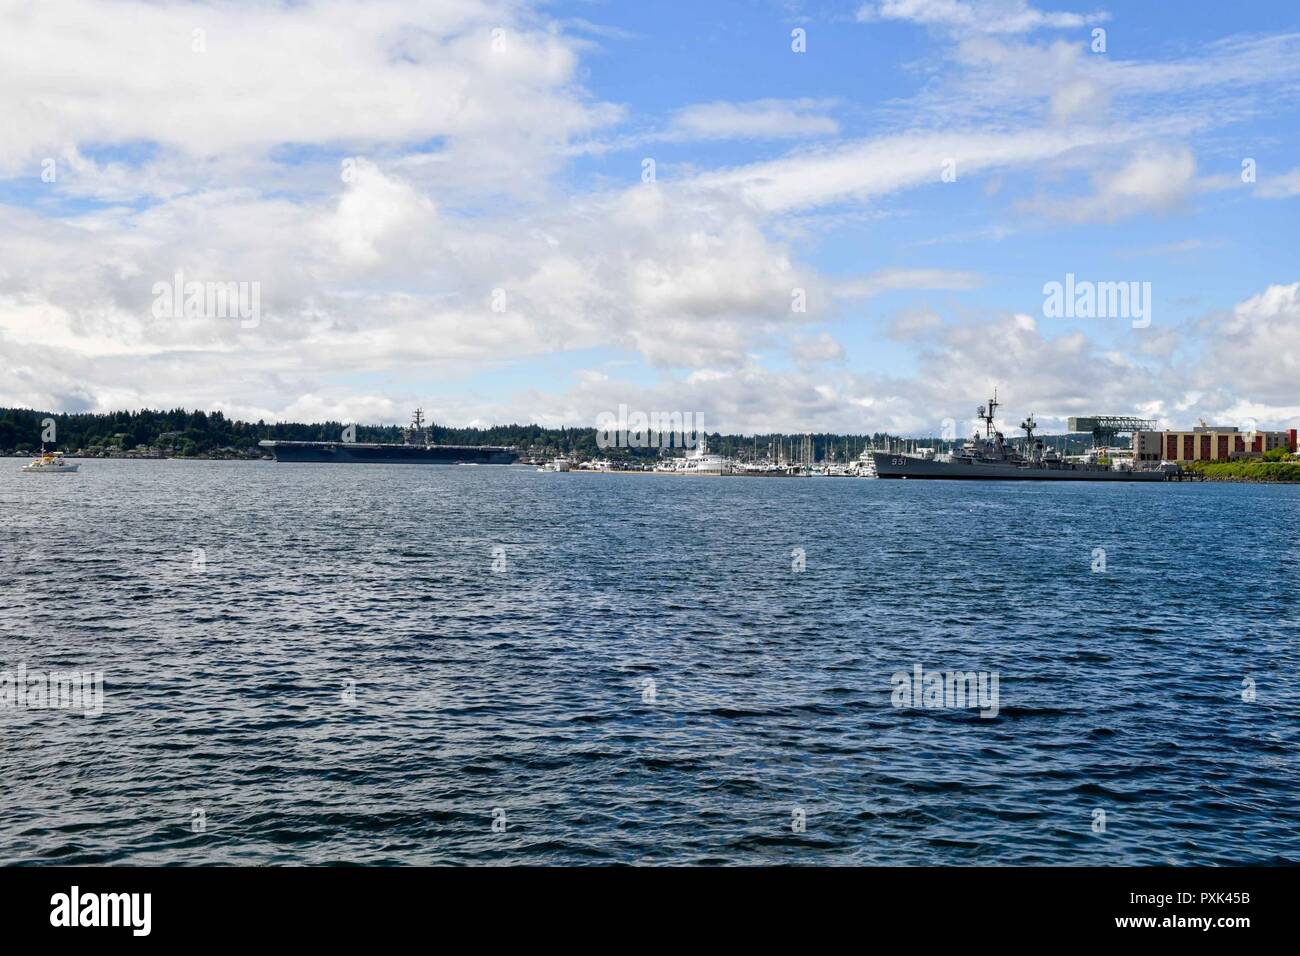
top-left (977, 387), bottom-right (999, 437)
top-left (1019, 412), bottom-right (1038, 457)
top-left (410, 408), bottom-right (427, 446)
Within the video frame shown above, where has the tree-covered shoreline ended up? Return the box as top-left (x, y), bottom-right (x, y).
top-left (1182, 457), bottom-right (1300, 482)
top-left (0, 406), bottom-right (935, 462)
top-left (8, 407), bottom-right (1293, 476)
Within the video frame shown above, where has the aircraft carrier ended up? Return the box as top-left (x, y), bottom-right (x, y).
top-left (871, 392), bottom-right (1172, 481)
top-left (259, 410), bottom-right (518, 465)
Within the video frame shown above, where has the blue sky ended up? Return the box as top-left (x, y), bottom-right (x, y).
top-left (1, 0), bottom-right (1298, 434)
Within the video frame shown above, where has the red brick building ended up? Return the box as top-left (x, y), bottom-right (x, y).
top-left (1132, 426), bottom-right (1297, 463)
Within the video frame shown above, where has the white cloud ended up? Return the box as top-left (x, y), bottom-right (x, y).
top-left (1196, 284), bottom-right (1300, 405)
top-left (1022, 145), bottom-right (1198, 222)
top-left (857, 0), bottom-right (1106, 35)
top-left (318, 160), bottom-right (438, 267)
top-left (888, 308), bottom-right (945, 340)
top-left (0, 0), bottom-right (1296, 436)
top-left (908, 31), bottom-right (1300, 133)
top-left (1128, 238), bottom-right (1216, 257)
top-left (1257, 167), bottom-right (1300, 199)
top-left (0, 0), bottom-right (619, 196)
top-left (668, 100), bottom-right (840, 140)
top-left (688, 124), bottom-right (1164, 214)
top-left (835, 268), bottom-right (986, 299)
top-left (790, 332), bottom-right (847, 368)
top-left (0, 160), bottom-right (830, 411)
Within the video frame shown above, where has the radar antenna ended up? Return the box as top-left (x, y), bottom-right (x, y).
top-left (1020, 413), bottom-right (1036, 443)
top-left (978, 388), bottom-right (999, 437)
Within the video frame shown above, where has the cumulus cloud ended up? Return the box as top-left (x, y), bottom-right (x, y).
top-left (790, 332), bottom-right (847, 369)
top-left (319, 160), bottom-right (440, 267)
top-left (1195, 284), bottom-right (1300, 405)
top-left (0, 161), bottom-right (831, 404)
top-left (0, 0), bottom-right (619, 196)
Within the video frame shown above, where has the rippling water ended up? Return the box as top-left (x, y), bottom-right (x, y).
top-left (1, 459), bottom-right (1298, 865)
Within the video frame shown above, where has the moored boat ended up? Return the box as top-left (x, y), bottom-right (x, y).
top-left (872, 392), bottom-right (1172, 481)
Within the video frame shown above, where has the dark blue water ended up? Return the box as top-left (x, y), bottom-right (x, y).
top-left (2, 460), bottom-right (1298, 865)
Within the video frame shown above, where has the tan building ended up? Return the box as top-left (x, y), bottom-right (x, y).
top-left (1132, 426), bottom-right (1297, 463)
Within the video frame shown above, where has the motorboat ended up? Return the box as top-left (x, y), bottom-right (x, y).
top-left (21, 451), bottom-right (79, 474)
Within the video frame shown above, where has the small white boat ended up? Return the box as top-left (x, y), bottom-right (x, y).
top-left (21, 451), bottom-right (79, 474)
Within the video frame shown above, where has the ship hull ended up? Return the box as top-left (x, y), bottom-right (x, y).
top-left (870, 452), bottom-right (1166, 481)
top-left (260, 441), bottom-right (517, 465)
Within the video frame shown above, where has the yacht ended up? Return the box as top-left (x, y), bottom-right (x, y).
top-left (21, 450), bottom-right (79, 474)
top-left (679, 438), bottom-right (724, 475)
top-left (848, 448), bottom-right (879, 477)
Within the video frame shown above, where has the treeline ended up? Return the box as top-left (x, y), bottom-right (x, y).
top-left (0, 407), bottom-right (342, 456)
top-left (0, 407), bottom-right (567, 457)
top-left (0, 406), bottom-right (918, 460)
top-left (0, 406), bottom-right (1107, 460)
top-left (1184, 458), bottom-right (1300, 482)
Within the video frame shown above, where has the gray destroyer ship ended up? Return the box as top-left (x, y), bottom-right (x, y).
top-left (259, 410), bottom-right (518, 465)
top-left (872, 393), bottom-right (1170, 481)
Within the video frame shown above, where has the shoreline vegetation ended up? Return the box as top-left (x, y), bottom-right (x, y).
top-left (1182, 459), bottom-right (1300, 482)
top-left (4, 406), bottom-right (1298, 482)
top-left (0, 405), bottom-right (1077, 465)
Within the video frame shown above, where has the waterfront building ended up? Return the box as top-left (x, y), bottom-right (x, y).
top-left (1132, 426), bottom-right (1297, 463)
